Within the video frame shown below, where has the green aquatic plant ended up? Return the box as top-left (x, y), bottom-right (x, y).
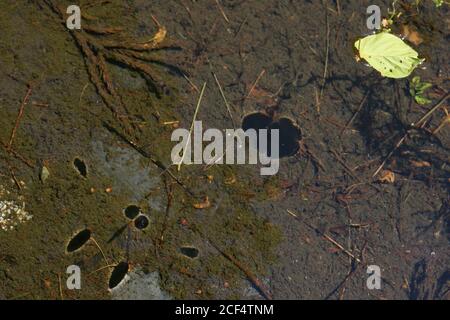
top-left (432, 0), bottom-right (444, 7)
top-left (354, 32), bottom-right (424, 79)
top-left (415, 0), bottom-right (446, 8)
top-left (409, 76), bottom-right (433, 105)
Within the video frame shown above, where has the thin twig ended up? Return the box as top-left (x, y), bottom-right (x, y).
top-left (245, 70), bottom-right (265, 101)
top-left (177, 82), bottom-right (207, 171)
top-left (215, 0), bottom-right (230, 23)
top-left (9, 167), bottom-right (22, 191)
top-left (414, 92), bottom-right (450, 127)
top-left (287, 209), bottom-right (361, 263)
top-left (340, 91), bottom-right (370, 137)
top-left (183, 73), bottom-right (200, 93)
top-left (191, 222), bottom-right (272, 300)
top-left (213, 72), bottom-right (236, 128)
top-left (331, 148), bottom-right (381, 192)
top-left (159, 178), bottom-right (174, 246)
top-left (235, 16), bottom-right (248, 37)
top-left (0, 141), bottom-right (34, 168)
top-left (323, 233), bottom-right (361, 263)
top-left (214, 245), bottom-right (273, 300)
top-left (319, 8), bottom-right (330, 105)
top-left (372, 92), bottom-right (450, 177)
top-left (90, 237), bottom-right (109, 267)
top-left (87, 264), bottom-right (117, 276)
top-left (58, 273), bottom-right (64, 300)
top-left (8, 86), bottom-right (32, 150)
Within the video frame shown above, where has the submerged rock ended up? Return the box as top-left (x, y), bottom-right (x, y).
top-left (111, 269), bottom-right (172, 300)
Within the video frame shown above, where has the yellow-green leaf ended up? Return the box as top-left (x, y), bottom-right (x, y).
top-left (355, 33), bottom-right (424, 79)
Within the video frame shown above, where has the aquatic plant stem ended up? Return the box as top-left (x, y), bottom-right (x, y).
top-left (319, 5), bottom-right (330, 108)
top-left (177, 82), bottom-right (207, 171)
top-left (212, 72), bottom-right (236, 129)
top-left (91, 237), bottom-right (109, 267)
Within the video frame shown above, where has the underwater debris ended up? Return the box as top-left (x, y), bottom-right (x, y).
top-left (44, 0), bottom-right (180, 134)
top-left (40, 165), bottom-right (50, 183)
top-left (193, 196), bottom-right (211, 209)
top-left (378, 170), bottom-right (396, 184)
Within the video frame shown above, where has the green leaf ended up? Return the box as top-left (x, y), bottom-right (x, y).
top-left (414, 95), bottom-right (432, 105)
top-left (416, 82), bottom-right (432, 93)
top-left (411, 76), bottom-right (421, 86)
top-left (433, 0), bottom-right (444, 7)
top-left (355, 33), bottom-right (424, 79)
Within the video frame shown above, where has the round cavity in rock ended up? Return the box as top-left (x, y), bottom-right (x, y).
top-left (66, 229), bottom-right (91, 253)
top-left (108, 261), bottom-right (129, 290)
top-left (269, 118), bottom-right (301, 157)
top-left (73, 158), bottom-right (88, 178)
top-left (124, 205), bottom-right (140, 220)
top-left (179, 246), bottom-right (199, 259)
top-left (241, 113), bottom-right (301, 158)
top-left (134, 214), bottom-right (149, 230)
top-left (242, 112), bottom-right (272, 131)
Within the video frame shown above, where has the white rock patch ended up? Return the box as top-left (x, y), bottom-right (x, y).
top-left (0, 185), bottom-right (32, 231)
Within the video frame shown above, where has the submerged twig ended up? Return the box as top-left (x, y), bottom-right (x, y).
top-left (190, 223), bottom-right (273, 300)
top-left (372, 91), bottom-right (450, 177)
top-left (8, 86), bottom-right (32, 150)
top-left (319, 6), bottom-right (330, 106)
top-left (287, 209), bottom-right (361, 263)
top-left (212, 72), bottom-right (236, 128)
top-left (0, 141), bottom-right (34, 168)
top-left (340, 91), bottom-right (370, 137)
top-left (245, 69), bottom-right (265, 102)
top-left (43, 0), bottom-right (178, 135)
top-left (177, 82), bottom-right (207, 171)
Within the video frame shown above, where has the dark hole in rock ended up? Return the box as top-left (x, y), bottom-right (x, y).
top-left (242, 112), bottom-right (272, 131)
top-left (179, 246), bottom-right (199, 259)
top-left (242, 113), bottom-right (301, 158)
top-left (66, 229), bottom-right (91, 253)
top-left (73, 158), bottom-right (88, 177)
top-left (124, 205), bottom-right (140, 220)
top-left (108, 261), bottom-right (129, 290)
top-left (134, 214), bottom-right (149, 230)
